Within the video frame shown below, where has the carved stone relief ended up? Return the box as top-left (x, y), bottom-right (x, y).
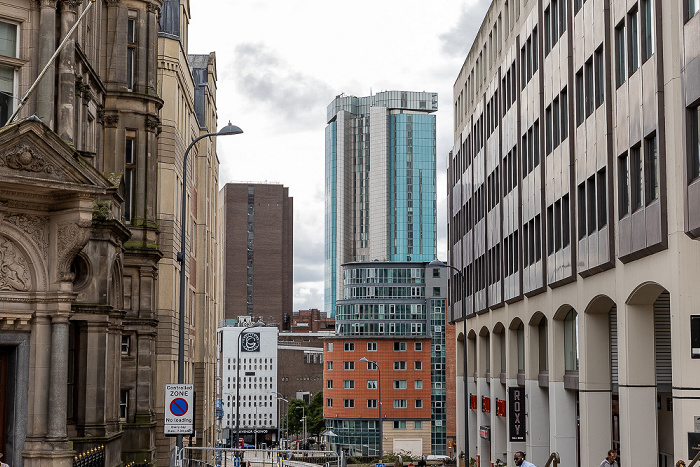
top-left (4, 214), bottom-right (49, 258)
top-left (0, 235), bottom-right (31, 291)
top-left (0, 145), bottom-right (59, 175)
top-left (57, 221), bottom-right (91, 282)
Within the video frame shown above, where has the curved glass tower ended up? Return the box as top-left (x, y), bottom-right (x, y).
top-left (324, 91), bottom-right (438, 316)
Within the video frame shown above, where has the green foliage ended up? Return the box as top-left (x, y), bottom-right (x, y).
top-left (286, 398), bottom-right (306, 437)
top-left (93, 201), bottom-right (112, 221)
top-left (306, 391), bottom-right (325, 436)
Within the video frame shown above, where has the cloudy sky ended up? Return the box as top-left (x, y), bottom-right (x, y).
top-left (188, 0), bottom-right (490, 312)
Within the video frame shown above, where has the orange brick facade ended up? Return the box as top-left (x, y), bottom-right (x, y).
top-left (323, 337), bottom-right (432, 421)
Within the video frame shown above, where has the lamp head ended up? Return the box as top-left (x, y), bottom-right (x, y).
top-left (218, 121), bottom-right (243, 136)
top-left (428, 260), bottom-right (447, 268)
top-left (359, 357), bottom-right (370, 363)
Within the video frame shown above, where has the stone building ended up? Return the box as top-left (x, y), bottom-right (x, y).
top-left (0, 0), bottom-right (222, 465)
top-left (448, 0), bottom-right (700, 465)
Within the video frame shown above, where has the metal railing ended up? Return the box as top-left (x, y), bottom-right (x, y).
top-left (73, 445), bottom-right (105, 467)
top-left (175, 447), bottom-right (339, 467)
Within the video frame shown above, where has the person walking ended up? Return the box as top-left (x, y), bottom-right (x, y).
top-left (394, 455), bottom-right (403, 467)
top-left (0, 453), bottom-right (9, 467)
top-left (599, 450), bottom-right (618, 467)
top-left (418, 456), bottom-right (427, 467)
top-left (675, 461), bottom-right (686, 467)
top-left (513, 451), bottom-right (536, 467)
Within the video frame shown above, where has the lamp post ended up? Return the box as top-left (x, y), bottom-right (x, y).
top-left (272, 391), bottom-right (288, 448)
top-left (428, 260), bottom-right (469, 462)
top-left (359, 357), bottom-right (381, 457)
top-left (234, 322), bottom-right (266, 452)
top-left (176, 122), bottom-right (243, 452)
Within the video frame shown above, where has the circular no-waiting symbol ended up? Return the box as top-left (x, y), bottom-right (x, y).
top-left (170, 398), bottom-right (188, 416)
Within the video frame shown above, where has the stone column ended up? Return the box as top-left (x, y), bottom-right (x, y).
top-left (146, 3), bottom-right (159, 95)
top-left (36, 0), bottom-right (57, 128)
top-left (47, 314), bottom-right (70, 439)
top-left (57, 0), bottom-right (79, 143)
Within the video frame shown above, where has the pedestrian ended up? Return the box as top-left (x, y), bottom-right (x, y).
top-left (394, 455), bottom-right (403, 467)
top-left (418, 456), bottom-right (427, 467)
top-left (0, 453), bottom-right (7, 467)
top-left (676, 461), bottom-right (686, 467)
top-left (599, 450), bottom-right (618, 467)
top-left (513, 451), bottom-right (536, 467)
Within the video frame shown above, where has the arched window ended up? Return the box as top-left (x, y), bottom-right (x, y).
top-left (564, 309), bottom-right (579, 371)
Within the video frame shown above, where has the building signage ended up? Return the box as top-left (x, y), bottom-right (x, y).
top-left (689, 432), bottom-right (700, 459)
top-left (235, 428), bottom-right (271, 434)
top-left (509, 387), bottom-right (525, 442)
top-left (165, 384), bottom-right (194, 435)
top-left (479, 425), bottom-right (490, 440)
top-left (241, 332), bottom-right (261, 352)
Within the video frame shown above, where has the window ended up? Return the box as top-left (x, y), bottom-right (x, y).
top-left (561, 88), bottom-right (568, 142)
top-left (546, 105), bottom-right (553, 154)
top-left (619, 152), bottom-right (631, 217)
top-left (553, 96), bottom-right (560, 149)
top-left (578, 183), bottom-right (586, 239)
top-left (414, 361), bottom-right (423, 370)
top-left (393, 420), bottom-right (407, 429)
top-left (344, 399), bottom-right (354, 408)
top-left (628, 8), bottom-right (639, 75)
top-left (394, 380), bottom-right (407, 389)
top-left (126, 16), bottom-right (136, 91)
top-left (564, 309), bottom-right (579, 371)
top-left (327, 361), bottom-right (333, 370)
top-left (367, 342), bottom-right (377, 351)
top-left (415, 421), bottom-right (422, 429)
top-left (691, 0), bottom-right (700, 20)
top-left (343, 380), bottom-right (354, 389)
top-left (616, 22), bottom-right (626, 87)
top-left (432, 268), bottom-right (440, 278)
top-left (366, 360), bottom-right (378, 370)
top-left (367, 399), bottom-right (378, 408)
top-left (545, 7), bottom-right (551, 55)
top-left (415, 399), bottom-right (423, 408)
top-left (642, 0), bottom-right (654, 61)
top-left (415, 342), bottom-right (423, 351)
top-left (394, 399), bottom-right (407, 408)
top-left (121, 335), bottom-right (131, 354)
top-left (597, 168), bottom-right (608, 228)
top-left (0, 21), bottom-right (18, 125)
top-left (631, 146), bottom-right (643, 211)
top-left (125, 136), bottom-right (135, 222)
top-left (394, 361), bottom-right (407, 370)
top-left (367, 380), bottom-right (378, 389)
top-left (690, 106), bottom-right (700, 181)
top-left (327, 343), bottom-right (333, 352)
top-left (595, 47), bottom-right (605, 108)
top-left (587, 176), bottom-right (596, 234)
top-left (432, 287), bottom-right (441, 296)
top-left (415, 380), bottom-right (423, 389)
top-left (645, 134), bottom-right (659, 204)
top-left (343, 361), bottom-right (354, 370)
top-left (394, 342), bottom-right (407, 351)
top-left (120, 390), bottom-right (129, 421)
top-left (585, 58), bottom-right (594, 117)
top-left (344, 342), bottom-right (354, 351)
top-left (576, 69), bottom-right (585, 126)
top-left (327, 399), bottom-right (333, 408)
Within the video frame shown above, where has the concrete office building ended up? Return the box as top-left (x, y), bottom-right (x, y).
top-left (218, 324), bottom-right (279, 447)
top-left (324, 91), bottom-right (439, 315)
top-left (323, 261), bottom-right (452, 457)
top-left (220, 183), bottom-right (293, 328)
top-left (448, 0), bottom-right (700, 466)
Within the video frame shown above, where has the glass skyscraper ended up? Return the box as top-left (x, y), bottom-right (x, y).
top-left (324, 91), bottom-right (438, 316)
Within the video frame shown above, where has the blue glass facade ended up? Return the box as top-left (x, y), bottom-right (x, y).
top-left (324, 91), bottom-right (438, 316)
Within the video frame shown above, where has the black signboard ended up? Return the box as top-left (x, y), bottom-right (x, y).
top-left (509, 387), bottom-right (525, 442)
top-left (689, 432), bottom-right (700, 459)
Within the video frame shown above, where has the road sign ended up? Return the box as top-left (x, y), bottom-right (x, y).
top-left (234, 457), bottom-right (241, 467)
top-left (165, 384), bottom-right (194, 435)
top-left (376, 463), bottom-right (386, 467)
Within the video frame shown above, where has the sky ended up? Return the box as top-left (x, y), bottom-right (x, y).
top-left (188, 0), bottom-right (490, 312)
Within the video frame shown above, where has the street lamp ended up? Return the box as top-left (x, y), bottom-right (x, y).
top-left (428, 259), bottom-right (469, 461)
top-left (176, 122), bottom-right (243, 452)
top-left (272, 391), bottom-right (288, 448)
top-left (235, 322), bottom-right (266, 451)
top-left (359, 357), bottom-right (381, 457)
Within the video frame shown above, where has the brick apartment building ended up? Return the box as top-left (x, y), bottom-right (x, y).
top-left (291, 308), bottom-right (335, 332)
top-left (220, 183), bottom-right (293, 327)
top-left (323, 261), bottom-right (452, 457)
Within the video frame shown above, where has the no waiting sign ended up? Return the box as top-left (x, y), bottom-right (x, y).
top-left (165, 384), bottom-right (194, 435)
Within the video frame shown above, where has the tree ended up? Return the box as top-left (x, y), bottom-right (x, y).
top-left (306, 390), bottom-right (325, 436)
top-left (286, 398), bottom-right (306, 437)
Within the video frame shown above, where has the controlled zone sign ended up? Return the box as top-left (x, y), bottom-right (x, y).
top-left (165, 384), bottom-right (194, 435)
